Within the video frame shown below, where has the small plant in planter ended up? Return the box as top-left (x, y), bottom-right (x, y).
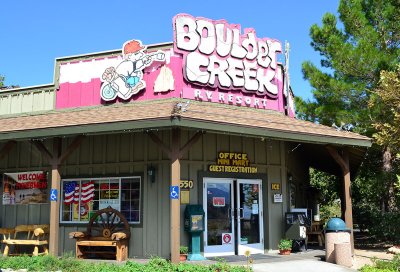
top-left (278, 239), bottom-right (292, 255)
top-left (179, 246), bottom-right (189, 261)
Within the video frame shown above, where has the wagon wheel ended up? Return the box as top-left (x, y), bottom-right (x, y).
top-left (87, 206), bottom-right (130, 239)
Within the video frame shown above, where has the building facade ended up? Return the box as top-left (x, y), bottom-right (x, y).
top-left (0, 14), bottom-right (370, 262)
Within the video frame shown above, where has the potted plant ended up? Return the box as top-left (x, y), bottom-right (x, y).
top-left (179, 246), bottom-right (188, 261)
top-left (278, 239), bottom-right (292, 255)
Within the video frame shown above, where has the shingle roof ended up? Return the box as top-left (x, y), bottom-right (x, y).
top-left (0, 99), bottom-right (371, 147)
top-left (179, 101), bottom-right (370, 144)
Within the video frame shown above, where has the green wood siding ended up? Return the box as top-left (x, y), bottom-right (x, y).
top-left (0, 89), bottom-right (55, 116)
top-left (0, 129), bottom-right (289, 256)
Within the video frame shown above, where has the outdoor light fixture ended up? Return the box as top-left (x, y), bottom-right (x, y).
top-left (147, 165), bottom-right (156, 183)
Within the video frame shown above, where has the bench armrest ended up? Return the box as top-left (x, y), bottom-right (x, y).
top-left (111, 231), bottom-right (130, 241)
top-left (69, 231), bottom-right (88, 239)
top-left (0, 228), bottom-right (15, 239)
top-left (34, 226), bottom-right (49, 237)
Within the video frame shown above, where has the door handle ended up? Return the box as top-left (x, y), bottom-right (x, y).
top-left (228, 208), bottom-right (232, 219)
top-left (239, 208), bottom-right (244, 219)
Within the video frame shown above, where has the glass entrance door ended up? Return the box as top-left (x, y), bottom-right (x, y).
top-left (203, 178), bottom-right (264, 256)
top-left (237, 179), bottom-right (264, 255)
top-left (203, 178), bottom-right (235, 256)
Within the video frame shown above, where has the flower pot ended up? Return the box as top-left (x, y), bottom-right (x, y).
top-left (180, 254), bottom-right (187, 261)
top-left (279, 249), bottom-right (291, 255)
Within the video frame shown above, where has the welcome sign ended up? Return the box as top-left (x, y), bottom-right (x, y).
top-left (2, 171), bottom-right (48, 205)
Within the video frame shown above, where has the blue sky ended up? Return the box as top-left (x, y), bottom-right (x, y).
top-left (0, 1), bottom-right (339, 100)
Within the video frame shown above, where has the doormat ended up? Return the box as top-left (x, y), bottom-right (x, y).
top-left (209, 254), bottom-right (280, 263)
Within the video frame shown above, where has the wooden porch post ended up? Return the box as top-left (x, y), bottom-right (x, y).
top-left (170, 128), bottom-right (181, 263)
top-left (32, 136), bottom-right (85, 256)
top-left (147, 129), bottom-right (204, 263)
top-left (326, 146), bottom-right (354, 252)
top-left (49, 138), bottom-right (61, 256)
top-left (342, 151), bottom-right (354, 252)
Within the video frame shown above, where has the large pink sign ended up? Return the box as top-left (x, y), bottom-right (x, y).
top-left (173, 14), bottom-right (283, 98)
top-left (55, 14), bottom-right (290, 115)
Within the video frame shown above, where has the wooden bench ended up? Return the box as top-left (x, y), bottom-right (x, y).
top-left (1, 225), bottom-right (49, 256)
top-left (306, 222), bottom-right (325, 247)
top-left (69, 207), bottom-right (130, 262)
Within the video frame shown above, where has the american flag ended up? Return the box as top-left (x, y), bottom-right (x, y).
top-left (80, 181), bottom-right (95, 203)
top-left (64, 181), bottom-right (79, 204)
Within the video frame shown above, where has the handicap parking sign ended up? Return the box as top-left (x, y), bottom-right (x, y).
top-left (50, 189), bottom-right (58, 202)
top-left (170, 186), bottom-right (179, 199)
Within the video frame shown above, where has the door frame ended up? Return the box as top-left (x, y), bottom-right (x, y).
top-left (203, 177), bottom-right (265, 256)
top-left (236, 179), bottom-right (264, 255)
top-left (203, 178), bottom-right (235, 256)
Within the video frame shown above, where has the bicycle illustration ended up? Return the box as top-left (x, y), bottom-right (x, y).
top-left (100, 40), bottom-right (165, 101)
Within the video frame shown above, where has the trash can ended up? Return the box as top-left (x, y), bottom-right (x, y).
top-left (325, 218), bottom-right (351, 264)
top-left (334, 242), bottom-right (352, 267)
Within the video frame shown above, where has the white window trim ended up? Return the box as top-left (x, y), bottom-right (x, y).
top-left (60, 176), bottom-right (141, 224)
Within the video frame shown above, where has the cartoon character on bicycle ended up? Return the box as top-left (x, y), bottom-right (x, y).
top-left (100, 39), bottom-right (165, 101)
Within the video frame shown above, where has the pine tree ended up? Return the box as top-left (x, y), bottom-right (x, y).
top-left (296, 0), bottom-right (400, 212)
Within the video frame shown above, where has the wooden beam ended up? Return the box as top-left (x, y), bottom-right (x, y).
top-left (58, 135), bottom-right (86, 165)
top-left (326, 146), bottom-right (354, 253)
top-left (31, 140), bottom-right (54, 164)
top-left (147, 131), bottom-right (172, 158)
top-left (0, 141), bottom-right (16, 161)
top-left (49, 138), bottom-right (61, 256)
top-left (170, 128), bottom-right (180, 264)
top-left (326, 145), bottom-right (349, 173)
top-left (179, 131), bottom-right (204, 158)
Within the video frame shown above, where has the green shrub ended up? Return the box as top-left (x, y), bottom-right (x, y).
top-left (179, 245), bottom-right (189, 254)
top-left (0, 255), bottom-right (249, 272)
top-left (360, 254), bottom-right (400, 272)
top-left (278, 239), bottom-right (292, 250)
top-left (369, 212), bottom-right (400, 243)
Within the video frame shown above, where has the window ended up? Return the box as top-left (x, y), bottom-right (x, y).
top-left (61, 176), bottom-right (141, 223)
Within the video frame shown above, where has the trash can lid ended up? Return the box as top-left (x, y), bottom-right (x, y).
top-left (325, 217), bottom-right (349, 232)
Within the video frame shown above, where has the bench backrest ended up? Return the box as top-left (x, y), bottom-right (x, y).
top-left (86, 207), bottom-right (130, 240)
top-left (12, 224), bottom-right (49, 240)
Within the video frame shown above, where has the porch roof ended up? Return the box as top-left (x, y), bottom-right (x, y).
top-left (0, 98), bottom-right (370, 147)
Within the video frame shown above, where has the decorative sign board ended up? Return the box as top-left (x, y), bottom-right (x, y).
top-left (274, 193), bottom-right (283, 203)
top-left (2, 171), bottom-right (48, 205)
top-left (222, 233), bottom-right (232, 244)
top-left (209, 152), bottom-right (257, 173)
top-left (100, 40), bottom-right (166, 101)
top-left (213, 197), bottom-right (226, 207)
top-left (173, 14), bottom-right (283, 98)
top-left (271, 183), bottom-right (280, 190)
top-left (180, 190), bottom-right (190, 204)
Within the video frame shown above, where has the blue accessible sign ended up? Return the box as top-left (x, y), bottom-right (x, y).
top-left (50, 189), bottom-right (58, 202)
top-left (170, 186), bottom-right (179, 199)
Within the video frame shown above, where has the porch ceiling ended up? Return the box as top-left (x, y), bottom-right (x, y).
top-left (287, 142), bottom-right (368, 177)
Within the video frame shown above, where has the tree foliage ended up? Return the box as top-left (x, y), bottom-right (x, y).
top-left (370, 66), bottom-right (400, 152)
top-left (0, 75), bottom-right (4, 88)
top-left (297, 0), bottom-right (400, 218)
top-left (296, 0), bottom-right (400, 133)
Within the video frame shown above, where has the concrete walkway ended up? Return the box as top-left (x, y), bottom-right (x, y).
top-left (252, 259), bottom-right (355, 272)
top-left (199, 249), bottom-right (356, 271)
